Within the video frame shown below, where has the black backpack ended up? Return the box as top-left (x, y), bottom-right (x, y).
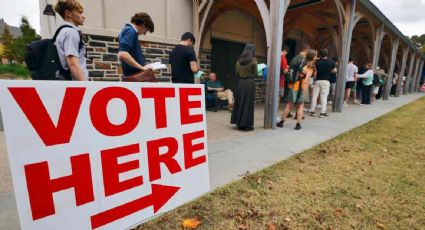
top-left (285, 60), bottom-right (305, 85)
top-left (25, 25), bottom-right (83, 80)
top-left (373, 74), bottom-right (380, 86)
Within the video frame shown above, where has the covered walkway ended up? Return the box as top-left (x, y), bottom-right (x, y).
top-left (193, 0), bottom-right (425, 128)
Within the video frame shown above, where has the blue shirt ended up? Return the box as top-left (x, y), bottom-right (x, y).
top-left (118, 23), bottom-right (146, 77)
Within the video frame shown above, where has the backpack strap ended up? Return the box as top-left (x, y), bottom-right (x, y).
top-left (52, 25), bottom-right (84, 50)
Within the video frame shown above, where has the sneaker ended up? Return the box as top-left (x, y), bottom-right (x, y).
top-left (353, 100), bottom-right (360, 105)
top-left (276, 121), bottom-right (284, 128)
top-left (343, 101), bottom-right (348, 107)
top-left (310, 112), bottom-right (316, 117)
top-left (319, 113), bottom-right (329, 118)
top-left (295, 123), bottom-right (302, 130)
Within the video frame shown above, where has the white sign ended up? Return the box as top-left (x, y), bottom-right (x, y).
top-left (0, 80), bottom-right (210, 230)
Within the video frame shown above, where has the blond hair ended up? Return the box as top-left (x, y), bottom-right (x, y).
top-left (54, 0), bottom-right (84, 18)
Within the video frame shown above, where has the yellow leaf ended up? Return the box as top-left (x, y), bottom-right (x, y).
top-left (182, 218), bottom-right (201, 229)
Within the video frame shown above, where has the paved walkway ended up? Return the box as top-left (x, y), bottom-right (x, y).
top-left (0, 93), bottom-right (423, 229)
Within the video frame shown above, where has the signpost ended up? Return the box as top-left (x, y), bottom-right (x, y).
top-left (0, 81), bottom-right (210, 230)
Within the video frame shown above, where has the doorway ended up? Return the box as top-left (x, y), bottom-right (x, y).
top-left (211, 39), bottom-right (245, 92)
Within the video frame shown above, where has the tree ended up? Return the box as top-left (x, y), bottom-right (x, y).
top-left (0, 26), bottom-right (15, 63)
top-left (14, 16), bottom-right (41, 63)
top-left (411, 34), bottom-right (425, 54)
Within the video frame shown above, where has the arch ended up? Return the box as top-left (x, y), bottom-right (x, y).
top-left (198, 3), bottom-right (266, 57)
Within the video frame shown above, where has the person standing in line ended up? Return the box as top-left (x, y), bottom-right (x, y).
top-left (170, 32), bottom-right (199, 84)
top-left (279, 46), bottom-right (290, 101)
top-left (288, 44), bottom-right (310, 117)
top-left (118, 12), bottom-right (155, 81)
top-left (53, 0), bottom-right (88, 81)
top-left (357, 63), bottom-right (374, 105)
top-left (310, 49), bottom-right (336, 118)
top-left (277, 49), bottom-right (317, 130)
top-left (231, 43), bottom-right (258, 131)
top-left (328, 57), bottom-right (338, 105)
top-left (344, 57), bottom-right (358, 106)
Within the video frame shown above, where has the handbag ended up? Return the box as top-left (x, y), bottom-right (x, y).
top-left (122, 69), bottom-right (157, 82)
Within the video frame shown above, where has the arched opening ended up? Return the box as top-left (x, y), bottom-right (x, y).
top-left (199, 3), bottom-right (268, 98)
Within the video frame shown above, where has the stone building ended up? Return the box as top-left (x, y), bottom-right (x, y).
top-left (38, 0), bottom-right (425, 109)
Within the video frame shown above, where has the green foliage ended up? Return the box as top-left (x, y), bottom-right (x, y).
top-left (0, 63), bottom-right (31, 77)
top-left (0, 16), bottom-right (41, 63)
top-left (14, 16), bottom-right (41, 63)
top-left (410, 34), bottom-right (425, 54)
top-left (0, 26), bottom-right (15, 63)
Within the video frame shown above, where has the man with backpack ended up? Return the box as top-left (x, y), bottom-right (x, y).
top-left (53, 0), bottom-right (88, 81)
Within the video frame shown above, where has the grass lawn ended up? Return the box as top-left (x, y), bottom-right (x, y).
top-left (138, 97), bottom-right (425, 230)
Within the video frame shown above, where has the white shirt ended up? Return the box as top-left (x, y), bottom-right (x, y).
top-left (346, 63), bottom-right (358, 82)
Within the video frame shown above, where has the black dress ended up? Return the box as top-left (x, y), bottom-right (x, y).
top-left (231, 59), bottom-right (257, 129)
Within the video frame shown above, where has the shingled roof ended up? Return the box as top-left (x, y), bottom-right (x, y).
top-left (0, 18), bottom-right (22, 38)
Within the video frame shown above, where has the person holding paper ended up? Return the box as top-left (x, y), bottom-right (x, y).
top-left (170, 32), bottom-right (199, 83)
top-left (118, 12), bottom-right (154, 80)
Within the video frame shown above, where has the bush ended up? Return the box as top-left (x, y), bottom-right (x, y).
top-left (0, 63), bottom-right (31, 78)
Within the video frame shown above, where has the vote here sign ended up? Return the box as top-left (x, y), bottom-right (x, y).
top-left (0, 80), bottom-right (210, 230)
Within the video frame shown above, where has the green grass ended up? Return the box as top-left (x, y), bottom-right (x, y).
top-left (0, 64), bottom-right (31, 79)
top-left (138, 97), bottom-right (425, 229)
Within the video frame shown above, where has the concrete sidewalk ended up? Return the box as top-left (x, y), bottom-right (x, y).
top-left (0, 93), bottom-right (423, 229)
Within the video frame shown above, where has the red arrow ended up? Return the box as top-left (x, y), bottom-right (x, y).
top-left (90, 184), bottom-right (180, 229)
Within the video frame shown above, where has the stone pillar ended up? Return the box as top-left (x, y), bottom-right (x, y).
top-left (404, 52), bottom-right (416, 94)
top-left (396, 47), bottom-right (409, 97)
top-left (383, 38), bottom-right (399, 100)
top-left (333, 0), bottom-right (357, 113)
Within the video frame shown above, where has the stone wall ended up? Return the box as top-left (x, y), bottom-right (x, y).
top-left (85, 34), bottom-right (213, 82)
top-left (84, 33), bottom-right (265, 103)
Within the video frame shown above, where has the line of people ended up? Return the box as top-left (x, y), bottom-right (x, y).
top-left (276, 44), bottom-right (392, 130)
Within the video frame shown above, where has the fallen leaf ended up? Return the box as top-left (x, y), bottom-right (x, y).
top-left (335, 208), bottom-right (343, 217)
top-left (376, 222), bottom-right (385, 229)
top-left (284, 217), bottom-right (292, 222)
top-left (182, 218), bottom-right (201, 229)
top-left (268, 223), bottom-right (277, 230)
top-left (257, 177), bottom-right (262, 184)
top-left (238, 224), bottom-right (249, 230)
top-left (267, 181), bottom-right (274, 190)
top-left (391, 138), bottom-right (400, 143)
top-left (356, 204), bottom-right (363, 211)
